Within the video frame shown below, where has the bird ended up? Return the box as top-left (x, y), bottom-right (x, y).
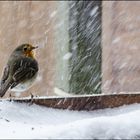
top-left (0, 43), bottom-right (39, 98)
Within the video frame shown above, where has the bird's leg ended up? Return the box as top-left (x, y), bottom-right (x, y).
top-left (9, 92), bottom-right (13, 102)
top-left (9, 93), bottom-right (16, 102)
top-left (29, 92), bottom-right (34, 105)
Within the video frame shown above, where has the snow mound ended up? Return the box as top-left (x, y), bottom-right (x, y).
top-left (0, 100), bottom-right (140, 139)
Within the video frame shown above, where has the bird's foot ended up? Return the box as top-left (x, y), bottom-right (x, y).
top-left (29, 93), bottom-right (34, 106)
top-left (9, 93), bottom-right (15, 102)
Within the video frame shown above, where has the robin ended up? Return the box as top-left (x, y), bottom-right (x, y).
top-left (0, 43), bottom-right (39, 97)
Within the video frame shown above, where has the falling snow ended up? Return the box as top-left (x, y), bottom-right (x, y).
top-left (90, 6), bottom-right (99, 16)
top-left (63, 52), bottom-right (72, 60)
top-left (0, 0), bottom-right (139, 139)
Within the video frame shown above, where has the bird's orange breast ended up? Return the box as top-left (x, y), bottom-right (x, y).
top-left (24, 50), bottom-right (35, 58)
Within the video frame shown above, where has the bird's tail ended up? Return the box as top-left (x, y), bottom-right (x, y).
top-left (0, 80), bottom-right (11, 97)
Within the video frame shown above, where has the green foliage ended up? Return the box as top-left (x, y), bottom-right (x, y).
top-left (69, 1), bottom-right (102, 94)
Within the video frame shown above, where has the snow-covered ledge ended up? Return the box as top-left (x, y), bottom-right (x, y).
top-left (1, 92), bottom-right (140, 111)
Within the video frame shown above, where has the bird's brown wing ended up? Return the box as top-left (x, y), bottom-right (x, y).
top-left (10, 57), bottom-right (38, 89)
top-left (0, 65), bottom-right (11, 97)
top-left (0, 66), bottom-right (9, 85)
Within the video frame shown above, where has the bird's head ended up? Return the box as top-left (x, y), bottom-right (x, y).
top-left (13, 43), bottom-right (38, 58)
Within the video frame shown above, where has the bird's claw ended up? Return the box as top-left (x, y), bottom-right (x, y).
top-left (29, 93), bottom-right (34, 106)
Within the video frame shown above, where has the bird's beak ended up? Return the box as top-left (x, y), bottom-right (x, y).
top-left (32, 46), bottom-right (38, 50)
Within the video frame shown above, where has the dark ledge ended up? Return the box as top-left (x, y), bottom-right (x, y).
top-left (1, 93), bottom-right (140, 111)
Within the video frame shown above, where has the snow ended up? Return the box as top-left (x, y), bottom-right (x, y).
top-left (90, 6), bottom-right (99, 17)
top-left (50, 11), bottom-right (57, 18)
top-left (112, 37), bottom-right (121, 44)
top-left (54, 87), bottom-right (72, 96)
top-left (63, 52), bottom-right (72, 60)
top-left (0, 101), bottom-right (140, 139)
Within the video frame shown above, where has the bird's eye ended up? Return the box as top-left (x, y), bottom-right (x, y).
top-left (24, 47), bottom-right (27, 51)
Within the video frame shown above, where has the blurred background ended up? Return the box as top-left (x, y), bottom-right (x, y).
top-left (0, 1), bottom-right (139, 97)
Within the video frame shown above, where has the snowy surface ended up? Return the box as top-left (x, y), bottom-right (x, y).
top-left (0, 101), bottom-right (140, 139)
